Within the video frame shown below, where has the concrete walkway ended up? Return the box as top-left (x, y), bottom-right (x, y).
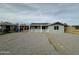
top-left (0, 32), bottom-right (58, 55)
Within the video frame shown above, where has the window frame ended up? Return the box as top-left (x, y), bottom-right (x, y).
top-left (54, 26), bottom-right (59, 30)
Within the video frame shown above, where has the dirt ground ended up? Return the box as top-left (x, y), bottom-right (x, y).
top-left (0, 32), bottom-right (79, 55)
top-left (0, 32), bottom-right (58, 55)
top-left (47, 32), bottom-right (79, 55)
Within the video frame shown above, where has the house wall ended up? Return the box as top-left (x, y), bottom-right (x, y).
top-left (31, 29), bottom-right (41, 32)
top-left (1, 26), bottom-right (6, 32)
top-left (0, 25), bottom-right (6, 32)
top-left (10, 26), bottom-right (16, 32)
top-left (42, 29), bottom-right (49, 32)
top-left (30, 24), bottom-right (64, 33)
top-left (0, 26), bottom-right (2, 32)
top-left (30, 26), bottom-right (49, 32)
top-left (31, 29), bottom-right (49, 32)
top-left (48, 24), bottom-right (64, 33)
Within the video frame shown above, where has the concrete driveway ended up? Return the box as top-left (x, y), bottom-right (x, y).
top-left (0, 32), bottom-right (58, 55)
top-left (48, 32), bottom-right (79, 55)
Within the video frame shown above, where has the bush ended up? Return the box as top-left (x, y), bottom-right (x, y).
top-left (72, 26), bottom-right (79, 29)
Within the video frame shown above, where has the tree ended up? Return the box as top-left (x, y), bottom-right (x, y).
top-left (64, 23), bottom-right (69, 27)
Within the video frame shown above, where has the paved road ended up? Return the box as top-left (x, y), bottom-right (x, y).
top-left (49, 33), bottom-right (79, 55)
top-left (0, 32), bottom-right (58, 55)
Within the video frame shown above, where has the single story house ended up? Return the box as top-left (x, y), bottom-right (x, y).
top-left (15, 23), bottom-right (29, 32)
top-left (30, 23), bottom-right (49, 32)
top-left (0, 22), bottom-right (16, 33)
top-left (49, 22), bottom-right (65, 33)
top-left (30, 22), bottom-right (65, 33)
top-left (20, 24), bottom-right (29, 31)
top-left (0, 22), bottom-right (65, 33)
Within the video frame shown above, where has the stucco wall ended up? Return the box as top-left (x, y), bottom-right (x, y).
top-left (31, 29), bottom-right (41, 32)
top-left (30, 25), bottom-right (64, 33)
top-left (30, 28), bottom-right (49, 32)
top-left (48, 24), bottom-right (64, 33)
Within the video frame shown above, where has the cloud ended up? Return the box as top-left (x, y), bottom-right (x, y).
top-left (0, 3), bottom-right (79, 25)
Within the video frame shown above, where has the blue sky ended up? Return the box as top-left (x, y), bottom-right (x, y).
top-left (0, 3), bottom-right (79, 25)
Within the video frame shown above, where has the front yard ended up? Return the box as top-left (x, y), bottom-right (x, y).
top-left (0, 32), bottom-right (58, 55)
top-left (0, 31), bottom-right (79, 55)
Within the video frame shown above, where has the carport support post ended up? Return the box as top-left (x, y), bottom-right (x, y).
top-left (40, 25), bottom-right (42, 32)
top-left (18, 24), bottom-right (20, 32)
top-left (29, 25), bottom-right (30, 32)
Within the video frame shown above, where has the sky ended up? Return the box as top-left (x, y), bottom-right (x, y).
top-left (0, 3), bottom-right (79, 25)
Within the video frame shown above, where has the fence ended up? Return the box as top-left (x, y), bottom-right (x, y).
top-left (65, 27), bottom-right (79, 35)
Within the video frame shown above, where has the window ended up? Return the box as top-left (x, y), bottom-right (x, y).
top-left (57, 26), bottom-right (59, 30)
top-left (54, 26), bottom-right (59, 30)
top-left (54, 26), bottom-right (57, 30)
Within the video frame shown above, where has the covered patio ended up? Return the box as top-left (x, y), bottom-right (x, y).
top-left (30, 23), bottom-right (49, 32)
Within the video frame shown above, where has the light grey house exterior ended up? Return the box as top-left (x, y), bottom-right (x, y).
top-left (30, 22), bottom-right (65, 33)
top-left (30, 23), bottom-right (49, 32)
top-left (48, 22), bottom-right (64, 33)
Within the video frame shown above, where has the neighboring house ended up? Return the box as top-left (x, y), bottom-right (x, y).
top-left (20, 24), bottom-right (29, 31)
top-left (30, 22), bottom-right (65, 33)
top-left (0, 22), bottom-right (16, 32)
top-left (15, 23), bottom-right (29, 32)
top-left (30, 23), bottom-right (49, 32)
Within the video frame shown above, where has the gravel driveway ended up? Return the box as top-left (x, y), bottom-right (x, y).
top-left (0, 32), bottom-right (58, 55)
